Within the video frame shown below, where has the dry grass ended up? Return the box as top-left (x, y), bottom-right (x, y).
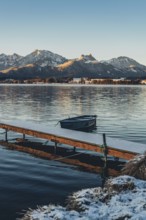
top-left (122, 153), bottom-right (146, 180)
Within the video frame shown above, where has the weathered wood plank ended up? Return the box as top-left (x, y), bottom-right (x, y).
top-left (0, 122), bottom-right (144, 160)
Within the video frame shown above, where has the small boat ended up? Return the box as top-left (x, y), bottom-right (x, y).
top-left (60, 115), bottom-right (97, 132)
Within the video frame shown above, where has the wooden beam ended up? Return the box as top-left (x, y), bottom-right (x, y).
top-left (0, 123), bottom-right (138, 160)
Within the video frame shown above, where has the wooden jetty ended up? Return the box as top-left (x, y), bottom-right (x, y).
top-left (0, 120), bottom-right (146, 160)
top-left (0, 139), bottom-right (122, 176)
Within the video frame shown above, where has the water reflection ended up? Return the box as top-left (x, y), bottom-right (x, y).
top-left (0, 146), bottom-right (100, 220)
top-left (0, 84), bottom-right (146, 143)
top-left (0, 84), bottom-right (146, 219)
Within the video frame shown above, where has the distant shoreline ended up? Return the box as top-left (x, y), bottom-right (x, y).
top-left (0, 77), bottom-right (146, 85)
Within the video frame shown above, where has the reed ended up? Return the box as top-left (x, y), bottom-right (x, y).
top-left (122, 153), bottom-right (146, 180)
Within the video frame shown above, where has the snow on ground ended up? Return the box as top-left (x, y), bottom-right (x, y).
top-left (21, 175), bottom-right (146, 220)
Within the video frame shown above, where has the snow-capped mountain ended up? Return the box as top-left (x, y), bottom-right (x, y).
top-left (57, 54), bottom-right (123, 78)
top-left (58, 54), bottom-right (98, 71)
top-left (57, 54), bottom-right (97, 71)
top-left (77, 54), bottom-right (97, 63)
top-left (17, 49), bottom-right (67, 67)
top-left (0, 51), bottom-right (146, 80)
top-left (0, 53), bottom-right (22, 70)
top-left (0, 50), bottom-right (67, 71)
top-left (102, 56), bottom-right (145, 70)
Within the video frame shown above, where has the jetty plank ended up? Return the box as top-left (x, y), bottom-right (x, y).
top-left (0, 120), bottom-right (145, 160)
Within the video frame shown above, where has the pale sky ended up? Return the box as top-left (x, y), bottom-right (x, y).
top-left (0, 0), bottom-right (146, 65)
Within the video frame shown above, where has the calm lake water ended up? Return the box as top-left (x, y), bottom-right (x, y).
top-left (0, 84), bottom-right (146, 219)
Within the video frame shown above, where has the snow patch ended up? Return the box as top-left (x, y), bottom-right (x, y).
top-left (21, 175), bottom-right (146, 220)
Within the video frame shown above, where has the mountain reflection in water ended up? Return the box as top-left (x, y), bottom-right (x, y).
top-left (0, 84), bottom-right (146, 220)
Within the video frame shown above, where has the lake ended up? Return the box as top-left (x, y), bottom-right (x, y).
top-left (0, 84), bottom-right (146, 219)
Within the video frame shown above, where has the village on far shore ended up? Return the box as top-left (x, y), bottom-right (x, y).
top-left (1, 77), bottom-right (146, 85)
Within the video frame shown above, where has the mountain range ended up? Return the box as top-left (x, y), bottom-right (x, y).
top-left (0, 49), bottom-right (146, 80)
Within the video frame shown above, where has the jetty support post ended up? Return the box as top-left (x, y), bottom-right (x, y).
top-left (23, 133), bottom-right (25, 140)
top-left (5, 129), bottom-right (8, 142)
top-left (54, 141), bottom-right (58, 154)
top-left (73, 146), bottom-right (76, 153)
top-left (101, 133), bottom-right (108, 186)
top-left (102, 133), bottom-right (108, 168)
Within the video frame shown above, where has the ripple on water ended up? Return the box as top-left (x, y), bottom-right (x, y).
top-left (0, 146), bottom-right (100, 220)
top-left (0, 85), bottom-right (146, 219)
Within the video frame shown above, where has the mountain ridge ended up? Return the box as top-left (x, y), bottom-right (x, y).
top-left (0, 50), bottom-right (146, 80)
